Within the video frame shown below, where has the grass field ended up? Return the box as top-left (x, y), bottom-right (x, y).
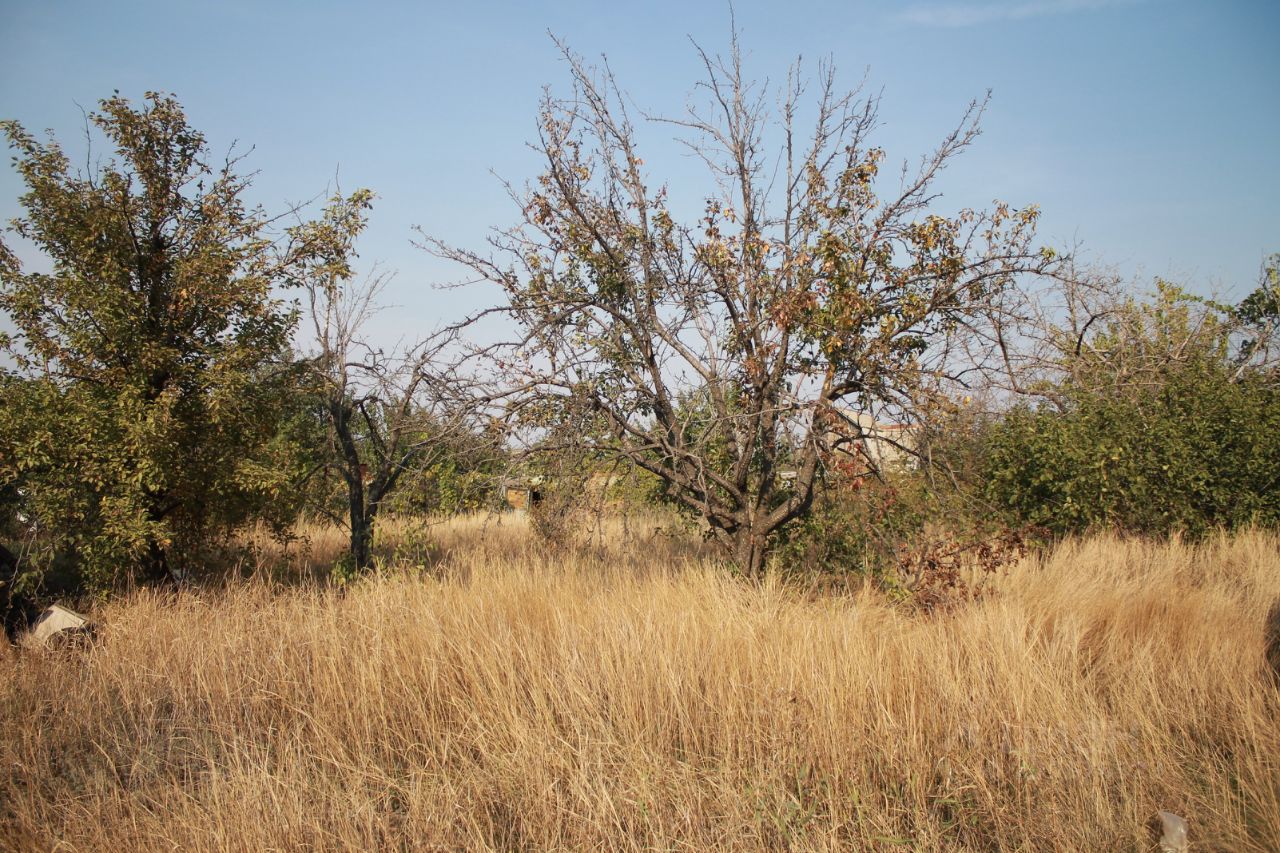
top-left (2, 515), bottom-right (1279, 851)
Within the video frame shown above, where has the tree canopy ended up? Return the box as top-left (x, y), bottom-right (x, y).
top-left (0, 93), bottom-right (317, 589)
top-left (432, 38), bottom-right (1064, 574)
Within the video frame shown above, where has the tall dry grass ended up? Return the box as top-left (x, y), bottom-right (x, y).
top-left (2, 517), bottom-right (1278, 851)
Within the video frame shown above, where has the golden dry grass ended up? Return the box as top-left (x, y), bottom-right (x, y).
top-left (2, 517), bottom-right (1278, 851)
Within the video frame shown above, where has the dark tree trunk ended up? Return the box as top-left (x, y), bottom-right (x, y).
top-left (349, 504), bottom-right (375, 572)
top-left (734, 529), bottom-right (769, 579)
top-left (1, 542), bottom-right (29, 642)
top-left (139, 486), bottom-right (179, 586)
top-left (331, 398), bottom-right (379, 573)
top-left (345, 463), bottom-right (385, 573)
top-left (141, 537), bottom-right (174, 585)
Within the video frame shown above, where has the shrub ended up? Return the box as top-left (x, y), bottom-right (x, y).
top-left (978, 286), bottom-right (1280, 536)
top-left (771, 469), bottom-right (953, 578)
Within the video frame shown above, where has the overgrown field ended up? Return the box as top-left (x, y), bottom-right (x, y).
top-left (2, 517), bottom-right (1279, 851)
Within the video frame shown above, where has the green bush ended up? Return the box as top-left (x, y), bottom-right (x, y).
top-left (978, 285), bottom-right (1280, 537)
top-left (981, 367), bottom-right (1280, 536)
top-left (770, 469), bottom-right (972, 577)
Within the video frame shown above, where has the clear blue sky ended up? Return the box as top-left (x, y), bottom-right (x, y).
top-left (3, 0), bottom-right (1277, 344)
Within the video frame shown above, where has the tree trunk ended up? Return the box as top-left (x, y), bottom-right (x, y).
top-left (349, 502), bottom-right (375, 572)
top-left (141, 537), bottom-right (173, 585)
top-left (0, 542), bottom-right (16, 579)
top-left (350, 521), bottom-right (373, 572)
top-left (1, 542), bottom-right (29, 642)
top-left (734, 529), bottom-right (769, 579)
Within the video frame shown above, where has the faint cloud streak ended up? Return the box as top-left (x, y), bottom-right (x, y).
top-left (897, 0), bottom-right (1142, 28)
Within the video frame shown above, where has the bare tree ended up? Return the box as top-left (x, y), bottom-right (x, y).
top-left (963, 252), bottom-right (1280, 416)
top-left (1234, 253), bottom-right (1280, 377)
top-left (293, 191), bottom-right (478, 572)
top-left (427, 35), bottom-right (1063, 576)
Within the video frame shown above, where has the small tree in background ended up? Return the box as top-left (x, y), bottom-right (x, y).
top-left (0, 93), bottom-right (326, 591)
top-left (293, 192), bottom-right (481, 575)
top-left (430, 34), bottom-right (1063, 575)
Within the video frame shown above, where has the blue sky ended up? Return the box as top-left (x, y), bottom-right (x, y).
top-left (2, 0), bottom-right (1277, 344)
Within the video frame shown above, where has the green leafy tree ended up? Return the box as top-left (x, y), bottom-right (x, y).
top-left (0, 92), bottom-right (319, 590)
top-left (978, 284), bottom-right (1280, 536)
